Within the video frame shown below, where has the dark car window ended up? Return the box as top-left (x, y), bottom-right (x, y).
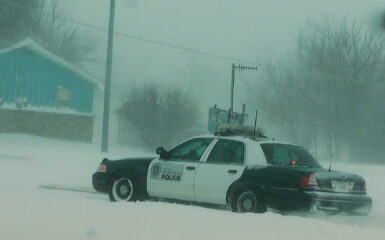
top-left (168, 138), bottom-right (213, 162)
top-left (207, 139), bottom-right (245, 164)
top-left (261, 143), bottom-right (322, 168)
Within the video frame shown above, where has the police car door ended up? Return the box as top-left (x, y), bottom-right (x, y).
top-left (194, 139), bottom-right (246, 205)
top-left (147, 138), bottom-right (214, 201)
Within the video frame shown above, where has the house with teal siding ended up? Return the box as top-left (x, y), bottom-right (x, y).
top-left (0, 38), bottom-right (102, 142)
top-left (0, 38), bottom-right (101, 112)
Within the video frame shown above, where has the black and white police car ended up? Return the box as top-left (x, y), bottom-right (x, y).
top-left (92, 126), bottom-right (372, 215)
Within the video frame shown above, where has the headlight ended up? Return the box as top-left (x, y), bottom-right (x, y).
top-left (97, 164), bottom-right (107, 173)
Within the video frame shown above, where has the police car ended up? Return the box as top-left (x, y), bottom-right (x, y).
top-left (92, 126), bottom-right (372, 215)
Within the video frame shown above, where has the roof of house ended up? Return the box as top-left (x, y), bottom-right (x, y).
top-left (0, 38), bottom-right (103, 89)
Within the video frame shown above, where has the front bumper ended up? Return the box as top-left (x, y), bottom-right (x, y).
top-left (305, 191), bottom-right (372, 215)
top-left (92, 172), bottom-right (109, 193)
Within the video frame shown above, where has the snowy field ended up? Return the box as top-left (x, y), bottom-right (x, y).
top-left (1, 134), bottom-right (385, 240)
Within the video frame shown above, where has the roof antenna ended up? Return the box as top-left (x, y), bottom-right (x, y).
top-left (227, 108), bottom-right (231, 124)
top-left (328, 154), bottom-right (333, 172)
top-left (253, 109), bottom-right (258, 136)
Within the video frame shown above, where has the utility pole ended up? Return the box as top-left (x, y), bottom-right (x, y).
top-left (230, 64), bottom-right (258, 115)
top-left (101, 0), bottom-right (116, 152)
top-left (230, 64), bottom-right (235, 114)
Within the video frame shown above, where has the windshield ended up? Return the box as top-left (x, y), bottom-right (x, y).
top-left (261, 143), bottom-right (322, 168)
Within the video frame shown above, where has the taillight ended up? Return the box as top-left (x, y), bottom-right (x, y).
top-left (362, 182), bottom-right (366, 192)
top-left (97, 164), bottom-right (107, 173)
top-left (300, 174), bottom-right (319, 189)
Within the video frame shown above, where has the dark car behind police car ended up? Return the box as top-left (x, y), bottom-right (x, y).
top-left (92, 129), bottom-right (372, 215)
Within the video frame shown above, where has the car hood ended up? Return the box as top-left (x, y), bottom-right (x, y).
top-left (103, 157), bottom-right (156, 172)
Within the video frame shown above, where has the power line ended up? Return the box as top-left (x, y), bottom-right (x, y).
top-left (0, 0), bottom-right (258, 65)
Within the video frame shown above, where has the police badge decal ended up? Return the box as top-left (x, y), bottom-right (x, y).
top-left (150, 163), bottom-right (162, 178)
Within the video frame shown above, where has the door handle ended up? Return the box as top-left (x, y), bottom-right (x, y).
top-left (186, 166), bottom-right (196, 170)
top-left (228, 169), bottom-right (237, 174)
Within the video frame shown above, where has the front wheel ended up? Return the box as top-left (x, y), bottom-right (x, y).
top-left (109, 175), bottom-right (136, 202)
top-left (232, 190), bottom-right (266, 213)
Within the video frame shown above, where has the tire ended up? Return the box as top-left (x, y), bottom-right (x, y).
top-left (231, 190), bottom-right (266, 213)
top-left (108, 174), bottom-right (136, 202)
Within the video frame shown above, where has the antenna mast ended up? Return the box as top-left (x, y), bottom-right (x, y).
top-left (253, 110), bottom-right (258, 136)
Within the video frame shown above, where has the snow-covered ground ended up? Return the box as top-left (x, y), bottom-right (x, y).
top-left (1, 134), bottom-right (384, 240)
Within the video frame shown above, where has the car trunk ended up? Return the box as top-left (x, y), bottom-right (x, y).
top-left (313, 170), bottom-right (365, 193)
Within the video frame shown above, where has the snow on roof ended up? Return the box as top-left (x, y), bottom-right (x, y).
top-left (0, 38), bottom-right (103, 89)
top-left (1, 103), bottom-right (93, 117)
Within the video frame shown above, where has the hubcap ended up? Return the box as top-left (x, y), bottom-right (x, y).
top-left (242, 198), bottom-right (253, 211)
top-left (112, 177), bottom-right (133, 201)
top-left (237, 191), bottom-right (257, 213)
top-left (120, 185), bottom-right (129, 195)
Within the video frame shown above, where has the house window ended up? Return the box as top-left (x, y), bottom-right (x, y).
top-left (56, 86), bottom-right (71, 108)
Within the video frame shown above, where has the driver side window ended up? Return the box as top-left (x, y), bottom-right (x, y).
top-left (168, 138), bottom-right (213, 162)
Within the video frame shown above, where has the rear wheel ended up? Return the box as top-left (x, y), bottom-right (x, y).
top-left (109, 174), bottom-right (136, 202)
top-left (232, 190), bottom-right (266, 213)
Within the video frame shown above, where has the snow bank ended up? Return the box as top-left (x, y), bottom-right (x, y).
top-left (0, 134), bottom-right (384, 240)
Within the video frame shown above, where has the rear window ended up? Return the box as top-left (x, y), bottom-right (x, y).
top-left (260, 143), bottom-right (322, 168)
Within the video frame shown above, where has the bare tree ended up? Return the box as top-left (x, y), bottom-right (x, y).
top-left (251, 18), bottom-right (385, 162)
top-left (0, 0), bottom-right (43, 39)
top-left (118, 83), bottom-right (199, 150)
top-left (39, 0), bottom-right (96, 63)
top-left (0, 0), bottom-right (96, 63)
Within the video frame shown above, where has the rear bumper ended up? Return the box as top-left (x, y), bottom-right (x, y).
top-left (304, 191), bottom-right (372, 215)
top-left (92, 172), bottom-right (109, 193)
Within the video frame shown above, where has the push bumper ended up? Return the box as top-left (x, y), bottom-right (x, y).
top-left (305, 191), bottom-right (372, 215)
top-left (92, 172), bottom-right (109, 193)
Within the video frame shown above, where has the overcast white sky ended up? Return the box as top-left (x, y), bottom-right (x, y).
top-left (64, 0), bottom-right (384, 123)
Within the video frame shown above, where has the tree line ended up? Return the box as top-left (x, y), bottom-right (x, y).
top-left (251, 18), bottom-right (385, 163)
top-left (0, 0), bottom-right (95, 63)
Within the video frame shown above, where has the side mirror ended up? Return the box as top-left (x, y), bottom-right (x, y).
top-left (156, 146), bottom-right (165, 155)
top-left (156, 146), bottom-right (169, 159)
